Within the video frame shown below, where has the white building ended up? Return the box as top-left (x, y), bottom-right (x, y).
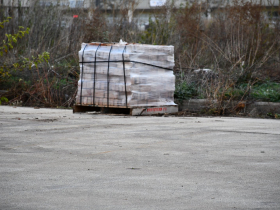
top-left (1, 0), bottom-right (279, 29)
top-left (1, 0), bottom-right (279, 8)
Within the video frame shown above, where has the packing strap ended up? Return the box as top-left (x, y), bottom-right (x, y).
top-left (93, 43), bottom-right (101, 104)
top-left (80, 44), bottom-right (88, 104)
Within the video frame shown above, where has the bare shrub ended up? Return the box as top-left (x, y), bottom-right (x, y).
top-left (0, 1), bottom-right (84, 107)
top-left (174, 0), bottom-right (280, 114)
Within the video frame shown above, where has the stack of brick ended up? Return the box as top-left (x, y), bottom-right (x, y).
top-left (76, 42), bottom-right (176, 107)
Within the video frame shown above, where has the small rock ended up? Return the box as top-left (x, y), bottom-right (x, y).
top-left (249, 108), bottom-right (259, 118)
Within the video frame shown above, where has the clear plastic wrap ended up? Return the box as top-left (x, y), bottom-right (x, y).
top-left (76, 42), bottom-right (176, 107)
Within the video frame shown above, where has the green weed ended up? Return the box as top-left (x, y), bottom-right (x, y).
top-left (174, 81), bottom-right (198, 100)
top-left (251, 82), bottom-right (280, 102)
top-left (0, 96), bottom-right (8, 105)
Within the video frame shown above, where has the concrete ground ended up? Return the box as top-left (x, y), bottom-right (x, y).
top-left (0, 106), bottom-right (279, 210)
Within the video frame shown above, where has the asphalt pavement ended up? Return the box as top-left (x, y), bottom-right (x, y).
top-left (0, 105), bottom-right (280, 210)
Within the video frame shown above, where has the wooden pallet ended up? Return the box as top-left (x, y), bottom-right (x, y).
top-left (73, 105), bottom-right (178, 116)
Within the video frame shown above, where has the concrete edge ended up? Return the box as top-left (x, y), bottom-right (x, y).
top-left (175, 99), bottom-right (280, 116)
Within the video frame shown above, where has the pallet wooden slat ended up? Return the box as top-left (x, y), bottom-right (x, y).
top-left (73, 105), bottom-right (178, 116)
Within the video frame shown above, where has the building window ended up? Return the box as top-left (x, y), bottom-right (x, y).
top-left (150, 0), bottom-right (166, 7)
top-left (69, 0), bottom-right (84, 8)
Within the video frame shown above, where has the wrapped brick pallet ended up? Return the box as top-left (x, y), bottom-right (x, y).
top-left (75, 42), bottom-right (176, 111)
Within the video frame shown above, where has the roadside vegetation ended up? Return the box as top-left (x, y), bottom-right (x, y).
top-left (0, 0), bottom-right (279, 116)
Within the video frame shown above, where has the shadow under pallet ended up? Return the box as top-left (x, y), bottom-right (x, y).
top-left (73, 105), bottom-right (178, 116)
